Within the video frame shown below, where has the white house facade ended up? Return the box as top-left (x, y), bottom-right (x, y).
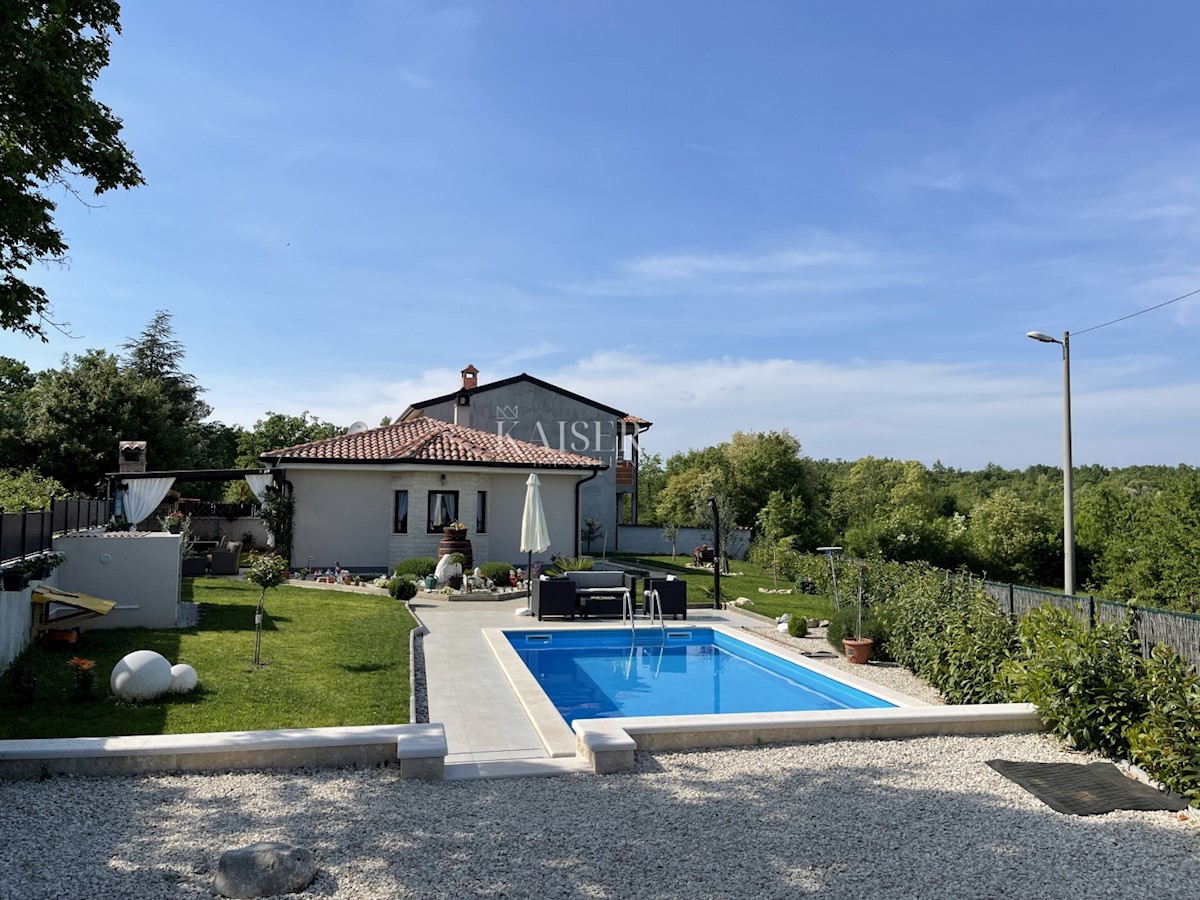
top-left (262, 417), bottom-right (605, 571)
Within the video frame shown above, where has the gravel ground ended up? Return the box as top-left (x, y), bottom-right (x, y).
top-left (743, 623), bottom-right (947, 705)
top-left (5, 611), bottom-right (1192, 898)
top-left (1, 732), bottom-right (1196, 899)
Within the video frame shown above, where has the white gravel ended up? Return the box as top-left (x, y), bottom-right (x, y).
top-left (1, 731), bottom-right (1196, 899)
top-left (744, 623), bottom-right (948, 705)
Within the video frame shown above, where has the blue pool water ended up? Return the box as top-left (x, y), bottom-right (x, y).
top-left (506, 628), bottom-right (895, 728)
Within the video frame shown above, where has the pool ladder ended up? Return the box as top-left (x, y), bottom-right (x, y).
top-left (622, 589), bottom-right (665, 633)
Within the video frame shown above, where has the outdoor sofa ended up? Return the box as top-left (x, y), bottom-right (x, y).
top-left (531, 570), bottom-right (635, 620)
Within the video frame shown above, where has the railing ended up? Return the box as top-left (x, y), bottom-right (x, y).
top-left (0, 499), bottom-right (112, 563)
top-left (983, 578), bottom-right (1200, 671)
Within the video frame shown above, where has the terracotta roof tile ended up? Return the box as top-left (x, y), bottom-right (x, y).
top-left (262, 418), bottom-right (606, 469)
top-left (619, 414), bottom-right (652, 425)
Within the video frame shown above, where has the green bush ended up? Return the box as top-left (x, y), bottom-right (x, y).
top-left (388, 578), bottom-right (418, 601)
top-left (879, 564), bottom-right (1014, 703)
top-left (547, 555), bottom-right (594, 573)
top-left (1128, 644), bottom-right (1200, 804)
top-left (393, 557), bottom-right (437, 578)
top-left (1004, 605), bottom-right (1146, 757)
top-left (787, 615), bottom-right (808, 638)
top-left (480, 562), bottom-right (514, 585)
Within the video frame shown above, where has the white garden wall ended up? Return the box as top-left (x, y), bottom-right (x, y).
top-left (54, 531), bottom-right (181, 630)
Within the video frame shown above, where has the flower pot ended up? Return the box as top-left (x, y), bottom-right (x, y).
top-left (443, 528), bottom-right (467, 541)
top-left (447, 574), bottom-right (463, 590)
top-left (167, 524), bottom-right (182, 534)
top-left (843, 638), bottom-right (874, 665)
top-left (2, 571), bottom-right (31, 592)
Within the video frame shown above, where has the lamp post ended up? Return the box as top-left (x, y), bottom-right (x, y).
top-left (708, 497), bottom-right (721, 609)
top-left (1027, 330), bottom-right (1075, 596)
top-left (816, 546), bottom-right (842, 611)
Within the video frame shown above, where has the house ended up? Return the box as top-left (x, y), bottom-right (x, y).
top-left (399, 365), bottom-right (652, 545)
top-left (261, 416), bottom-right (606, 571)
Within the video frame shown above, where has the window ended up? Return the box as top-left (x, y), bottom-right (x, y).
top-left (476, 491), bottom-right (487, 534)
top-left (393, 490), bottom-right (408, 534)
top-left (427, 490), bottom-right (459, 533)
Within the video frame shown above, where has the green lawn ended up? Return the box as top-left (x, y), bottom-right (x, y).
top-left (608, 554), bottom-right (835, 621)
top-left (1, 578), bottom-right (416, 740)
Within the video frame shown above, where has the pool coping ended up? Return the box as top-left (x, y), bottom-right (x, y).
top-left (485, 623), bottom-right (1044, 772)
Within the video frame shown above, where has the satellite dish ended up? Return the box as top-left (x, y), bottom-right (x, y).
top-left (347, 421), bottom-right (368, 434)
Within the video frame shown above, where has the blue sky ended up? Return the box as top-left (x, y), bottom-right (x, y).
top-left (5, 1), bottom-right (1200, 468)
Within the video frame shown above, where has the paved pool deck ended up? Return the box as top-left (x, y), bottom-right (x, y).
top-left (415, 594), bottom-right (746, 778)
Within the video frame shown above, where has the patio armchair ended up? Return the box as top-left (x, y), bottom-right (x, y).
top-left (533, 578), bottom-right (578, 620)
top-left (643, 578), bottom-right (687, 620)
top-left (208, 541), bottom-right (242, 576)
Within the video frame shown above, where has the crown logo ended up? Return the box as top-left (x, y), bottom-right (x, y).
top-left (496, 404), bottom-right (519, 420)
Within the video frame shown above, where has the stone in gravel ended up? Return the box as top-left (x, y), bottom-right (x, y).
top-left (110, 650), bottom-right (172, 702)
top-left (213, 841), bottom-right (317, 898)
top-left (168, 663), bottom-right (198, 694)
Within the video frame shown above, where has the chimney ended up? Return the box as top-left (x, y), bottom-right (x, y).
top-left (454, 365), bottom-right (477, 427)
top-left (119, 440), bottom-right (147, 474)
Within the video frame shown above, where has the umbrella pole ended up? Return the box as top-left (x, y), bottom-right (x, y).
top-left (526, 550), bottom-right (533, 610)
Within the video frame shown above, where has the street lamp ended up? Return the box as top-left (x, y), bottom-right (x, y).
top-left (1027, 330), bottom-right (1075, 596)
top-left (816, 546), bottom-right (842, 611)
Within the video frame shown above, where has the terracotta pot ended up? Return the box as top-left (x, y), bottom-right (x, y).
top-left (843, 637), bottom-right (874, 664)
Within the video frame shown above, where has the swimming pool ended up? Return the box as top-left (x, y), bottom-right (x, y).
top-left (505, 627), bottom-right (896, 729)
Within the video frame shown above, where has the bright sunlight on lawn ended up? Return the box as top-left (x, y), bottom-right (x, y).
top-left (1, 578), bottom-right (416, 740)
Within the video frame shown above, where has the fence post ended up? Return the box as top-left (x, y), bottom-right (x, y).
top-left (1087, 596), bottom-right (1095, 631)
top-left (1007, 582), bottom-right (1015, 617)
top-left (19, 507), bottom-right (27, 560)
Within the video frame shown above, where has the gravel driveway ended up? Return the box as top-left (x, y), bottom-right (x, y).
top-left (1, 730), bottom-right (1196, 899)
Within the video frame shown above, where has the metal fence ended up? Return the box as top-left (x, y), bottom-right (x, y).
top-left (0, 499), bottom-right (112, 564)
top-left (983, 579), bottom-right (1200, 670)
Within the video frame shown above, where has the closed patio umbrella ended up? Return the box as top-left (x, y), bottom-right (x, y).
top-left (518, 473), bottom-right (551, 615)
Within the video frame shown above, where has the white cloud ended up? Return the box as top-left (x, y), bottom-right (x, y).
top-left (202, 352), bottom-right (1200, 470)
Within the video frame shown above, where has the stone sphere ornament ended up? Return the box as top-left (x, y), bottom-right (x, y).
top-left (168, 663), bottom-right (198, 694)
top-left (110, 650), bottom-right (172, 702)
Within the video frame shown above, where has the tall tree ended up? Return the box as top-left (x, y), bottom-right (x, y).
top-left (1, 0), bottom-right (143, 338)
top-left (22, 349), bottom-right (147, 493)
top-left (120, 310), bottom-right (212, 469)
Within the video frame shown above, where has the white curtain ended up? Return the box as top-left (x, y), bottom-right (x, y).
top-left (245, 474), bottom-right (272, 503)
top-left (122, 477), bottom-right (176, 528)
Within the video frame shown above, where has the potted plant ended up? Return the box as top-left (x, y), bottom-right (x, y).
top-left (446, 552), bottom-right (465, 589)
top-left (1, 567), bottom-right (30, 591)
top-left (843, 564), bottom-right (874, 664)
top-left (443, 520), bottom-right (468, 541)
top-left (160, 510), bottom-right (187, 533)
top-left (104, 514), bottom-right (132, 532)
top-left (29, 552), bottom-right (65, 581)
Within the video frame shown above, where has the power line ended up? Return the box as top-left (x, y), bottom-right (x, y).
top-left (1075, 286), bottom-right (1200, 336)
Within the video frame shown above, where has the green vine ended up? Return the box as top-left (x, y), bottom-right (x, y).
top-left (259, 488), bottom-right (295, 562)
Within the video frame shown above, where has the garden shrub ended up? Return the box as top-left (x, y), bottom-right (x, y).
top-left (480, 562), bottom-right (513, 585)
top-left (388, 578), bottom-right (418, 601)
top-left (1004, 605), bottom-right (1146, 758)
top-left (547, 555), bottom-right (594, 573)
top-left (787, 615), bottom-right (808, 638)
top-left (393, 557), bottom-right (437, 578)
top-left (1127, 644), bottom-right (1200, 804)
